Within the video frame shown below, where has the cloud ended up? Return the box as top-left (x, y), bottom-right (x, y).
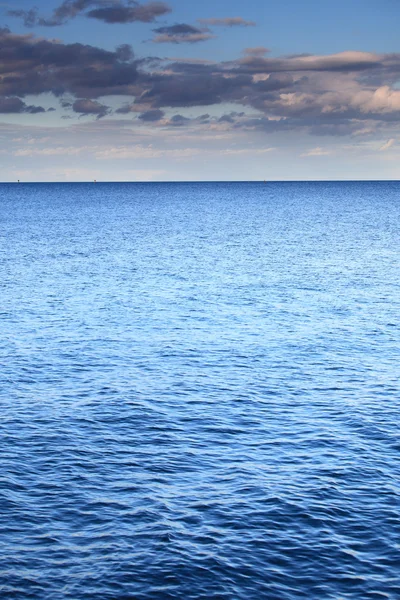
top-left (87, 2), bottom-right (171, 24)
top-left (7, 8), bottom-right (39, 27)
top-left (0, 28), bottom-right (139, 99)
top-left (9, 1), bottom-right (95, 27)
top-left (72, 98), bottom-right (110, 117)
top-left (94, 145), bottom-right (202, 159)
top-left (351, 86), bottom-right (400, 114)
top-left (168, 114), bottom-right (190, 126)
top-left (8, 1), bottom-right (171, 27)
top-left (0, 97), bottom-right (45, 114)
top-left (138, 68), bottom-right (255, 107)
top-left (198, 17), bottom-right (256, 27)
top-left (351, 127), bottom-right (375, 136)
top-left (301, 147), bottom-right (331, 157)
top-left (138, 109), bottom-right (165, 121)
top-left (238, 51), bottom-right (381, 74)
top-left (379, 138), bottom-right (395, 151)
top-left (222, 147), bottom-right (275, 155)
top-left (13, 146), bottom-right (86, 156)
top-left (243, 47), bottom-right (270, 56)
top-left (152, 23), bottom-right (214, 44)
top-left (4, 25), bottom-right (400, 139)
top-left (40, 0), bottom-right (96, 26)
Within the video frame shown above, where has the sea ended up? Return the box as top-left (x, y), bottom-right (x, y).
top-left (1, 181), bottom-right (399, 599)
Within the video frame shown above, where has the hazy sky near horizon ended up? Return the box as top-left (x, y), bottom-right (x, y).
top-left (2, 0), bottom-right (400, 181)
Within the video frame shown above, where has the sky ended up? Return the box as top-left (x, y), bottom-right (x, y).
top-left (1, 0), bottom-right (400, 181)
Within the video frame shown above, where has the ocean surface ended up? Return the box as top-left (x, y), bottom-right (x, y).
top-left (1, 181), bottom-right (399, 599)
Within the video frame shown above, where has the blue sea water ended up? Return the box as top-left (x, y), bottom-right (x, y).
top-left (0, 181), bottom-right (399, 599)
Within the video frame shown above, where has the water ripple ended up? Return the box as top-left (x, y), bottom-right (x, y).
top-left (1, 181), bottom-right (399, 599)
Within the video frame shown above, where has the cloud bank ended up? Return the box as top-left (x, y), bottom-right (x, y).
top-left (2, 26), bottom-right (400, 139)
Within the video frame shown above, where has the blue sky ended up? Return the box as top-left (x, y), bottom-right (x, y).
top-left (2, 0), bottom-right (400, 181)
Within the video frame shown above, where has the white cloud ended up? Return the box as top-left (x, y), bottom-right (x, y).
top-left (351, 128), bottom-right (375, 137)
top-left (93, 145), bottom-right (275, 160)
top-left (350, 86), bottom-right (400, 114)
top-left (13, 146), bottom-right (87, 156)
top-left (94, 146), bottom-right (202, 160)
top-left (222, 147), bottom-right (275, 155)
top-left (301, 147), bottom-right (331, 157)
top-left (379, 138), bottom-right (395, 151)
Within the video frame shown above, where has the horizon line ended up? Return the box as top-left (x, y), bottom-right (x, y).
top-left (1, 179), bottom-right (400, 184)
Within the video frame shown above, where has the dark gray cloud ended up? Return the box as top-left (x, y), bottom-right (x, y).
top-left (8, 0), bottom-right (171, 27)
top-left (139, 68), bottom-right (254, 107)
top-left (169, 114), bottom-right (190, 125)
top-left (72, 98), bottom-right (110, 117)
top-left (7, 8), bottom-right (39, 27)
top-left (138, 108), bottom-right (165, 121)
top-left (198, 17), bottom-right (256, 27)
top-left (116, 44), bottom-right (135, 61)
top-left (8, 1), bottom-right (96, 27)
top-left (134, 51), bottom-right (400, 135)
top-left (218, 114), bottom-right (234, 123)
top-left (115, 103), bottom-right (135, 114)
top-left (3, 26), bottom-right (400, 137)
top-left (165, 113), bottom-right (210, 126)
top-left (152, 23), bottom-right (214, 44)
top-left (0, 28), bottom-right (139, 98)
top-left (40, 0), bottom-right (95, 26)
top-left (253, 74), bottom-right (294, 92)
top-left (87, 2), bottom-right (171, 23)
top-left (218, 111), bottom-right (245, 123)
top-left (139, 75), bottom-right (224, 106)
top-left (0, 96), bottom-right (45, 113)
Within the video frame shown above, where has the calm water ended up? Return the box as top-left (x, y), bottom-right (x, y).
top-left (1, 181), bottom-right (399, 599)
